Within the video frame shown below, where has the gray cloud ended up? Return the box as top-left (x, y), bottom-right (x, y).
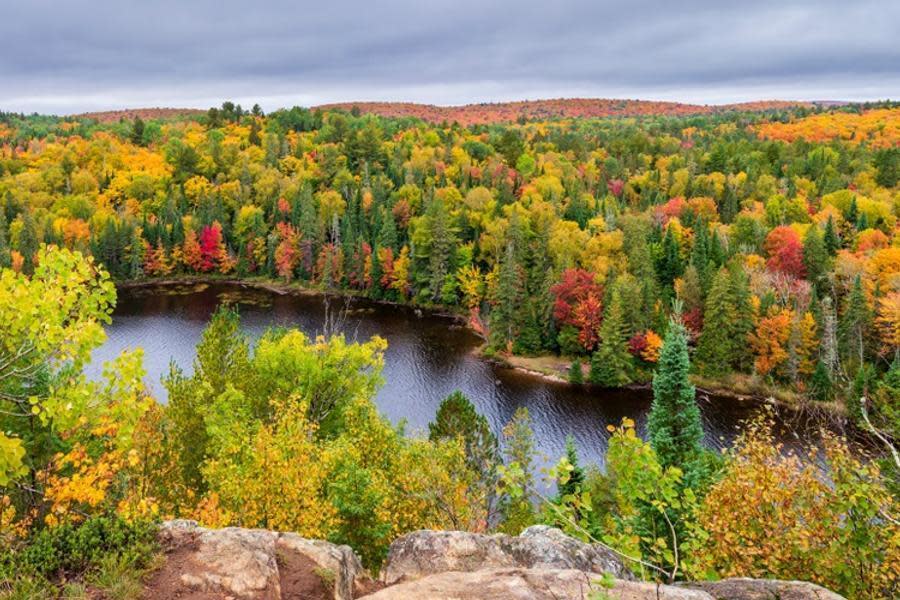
top-left (1, 0), bottom-right (897, 113)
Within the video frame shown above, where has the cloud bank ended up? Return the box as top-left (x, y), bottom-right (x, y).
top-left (1, 0), bottom-right (897, 113)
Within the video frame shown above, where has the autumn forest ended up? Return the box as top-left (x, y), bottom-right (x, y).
top-left (0, 100), bottom-right (898, 598)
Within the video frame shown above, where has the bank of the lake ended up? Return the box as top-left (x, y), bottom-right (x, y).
top-left (92, 279), bottom-right (839, 488)
top-left (115, 275), bottom-right (840, 418)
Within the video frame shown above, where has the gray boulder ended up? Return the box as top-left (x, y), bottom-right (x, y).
top-left (380, 525), bottom-right (632, 584)
top-left (682, 578), bottom-right (846, 600)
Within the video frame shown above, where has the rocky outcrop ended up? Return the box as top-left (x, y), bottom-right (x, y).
top-left (144, 523), bottom-right (846, 600)
top-left (151, 520), bottom-right (371, 600)
top-left (682, 577), bottom-right (846, 600)
top-left (380, 525), bottom-right (632, 584)
top-left (359, 568), bottom-right (715, 600)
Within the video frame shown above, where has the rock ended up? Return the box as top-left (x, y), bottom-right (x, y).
top-left (152, 520), bottom-right (370, 600)
top-left (359, 568), bottom-right (715, 600)
top-left (380, 525), bottom-right (631, 585)
top-left (682, 578), bottom-right (846, 600)
top-left (277, 533), bottom-right (368, 600)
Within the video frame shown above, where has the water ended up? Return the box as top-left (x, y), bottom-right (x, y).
top-left (89, 282), bottom-right (819, 482)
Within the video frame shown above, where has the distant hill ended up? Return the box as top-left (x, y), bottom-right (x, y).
top-left (75, 107), bottom-right (204, 123)
top-left (70, 99), bottom-right (814, 126)
top-left (315, 98), bottom-right (812, 125)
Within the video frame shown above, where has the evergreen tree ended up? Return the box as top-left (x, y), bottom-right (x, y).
top-left (0, 208), bottom-right (10, 268)
top-left (848, 363), bottom-right (875, 423)
top-left (840, 275), bottom-right (871, 368)
top-left (17, 211), bottom-right (39, 275)
top-left (425, 197), bottom-right (455, 302)
top-left (489, 243), bottom-right (523, 350)
top-left (802, 224), bottom-right (828, 292)
top-left (697, 265), bottom-right (753, 374)
top-left (648, 317), bottom-right (703, 472)
top-left (823, 215), bottom-right (840, 255)
top-left (657, 226), bottom-right (683, 288)
top-left (589, 287), bottom-right (633, 387)
top-left (568, 358), bottom-right (584, 384)
top-left (130, 116), bottom-right (145, 146)
top-left (809, 360), bottom-right (834, 402)
top-left (557, 435), bottom-right (585, 499)
top-left (429, 390), bottom-right (500, 492)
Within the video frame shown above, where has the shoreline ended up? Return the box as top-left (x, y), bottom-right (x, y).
top-left (116, 275), bottom-right (846, 419)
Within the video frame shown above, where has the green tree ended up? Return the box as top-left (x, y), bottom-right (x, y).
top-left (839, 275), bottom-right (871, 368)
top-left (802, 224), bottom-right (828, 291)
top-left (428, 390), bottom-right (500, 494)
top-left (589, 287), bottom-right (633, 387)
top-left (823, 215), bottom-right (840, 255)
top-left (497, 407), bottom-right (536, 534)
top-left (568, 358), bottom-right (584, 384)
top-left (697, 265), bottom-right (753, 375)
top-left (648, 317), bottom-right (703, 473)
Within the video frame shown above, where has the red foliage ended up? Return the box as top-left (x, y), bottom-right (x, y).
top-left (628, 332), bottom-right (649, 357)
top-left (607, 179), bottom-right (624, 197)
top-left (551, 269), bottom-right (604, 351)
top-left (572, 293), bottom-right (603, 351)
top-left (655, 196), bottom-right (687, 224)
top-left (765, 226), bottom-right (806, 279)
top-left (198, 221), bottom-right (225, 272)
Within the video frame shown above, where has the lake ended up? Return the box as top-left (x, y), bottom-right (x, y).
top-left (89, 282), bottom-right (820, 481)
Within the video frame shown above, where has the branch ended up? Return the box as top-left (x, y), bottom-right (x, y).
top-left (859, 396), bottom-right (899, 471)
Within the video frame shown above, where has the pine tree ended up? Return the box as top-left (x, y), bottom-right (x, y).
top-left (697, 266), bottom-right (753, 375)
top-left (648, 316), bottom-right (703, 472)
top-left (840, 275), bottom-right (871, 368)
top-left (429, 390), bottom-right (500, 491)
top-left (557, 435), bottom-right (585, 499)
top-left (657, 226), bottom-right (683, 288)
top-left (0, 208), bottom-right (10, 268)
top-left (589, 287), bottom-right (633, 387)
top-left (823, 215), bottom-right (840, 255)
top-left (426, 197), bottom-right (455, 302)
top-left (848, 363), bottom-right (875, 423)
top-left (802, 224), bottom-right (828, 292)
top-left (568, 358), bottom-right (584, 384)
top-left (809, 360), bottom-right (834, 402)
top-left (17, 211), bottom-right (38, 275)
top-left (489, 243), bottom-right (523, 350)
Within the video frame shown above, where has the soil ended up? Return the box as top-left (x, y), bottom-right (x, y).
top-left (275, 547), bottom-right (331, 600)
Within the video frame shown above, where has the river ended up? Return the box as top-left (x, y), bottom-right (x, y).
top-left (88, 282), bottom-right (820, 481)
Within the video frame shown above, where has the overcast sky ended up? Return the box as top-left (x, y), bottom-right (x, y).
top-left (1, 0), bottom-right (898, 114)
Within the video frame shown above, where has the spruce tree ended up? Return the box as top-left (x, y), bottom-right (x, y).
top-left (557, 435), bottom-right (585, 499)
top-left (697, 268), bottom-right (736, 375)
top-left (657, 226), bottom-right (683, 288)
top-left (823, 215), bottom-right (840, 255)
top-left (802, 224), bottom-right (828, 292)
top-left (840, 275), bottom-right (871, 368)
top-left (589, 288), bottom-right (632, 387)
top-left (568, 358), bottom-right (584, 384)
top-left (648, 316), bottom-right (703, 472)
top-left (429, 390), bottom-right (500, 488)
top-left (489, 243), bottom-right (523, 350)
top-left (809, 360), bottom-right (834, 402)
top-left (0, 209), bottom-right (10, 268)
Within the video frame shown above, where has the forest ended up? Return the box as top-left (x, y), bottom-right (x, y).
top-left (0, 101), bottom-right (898, 598)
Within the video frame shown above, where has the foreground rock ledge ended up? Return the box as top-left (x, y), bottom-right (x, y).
top-left (148, 521), bottom-right (846, 600)
top-left (363, 568), bottom-right (712, 600)
top-left (151, 520), bottom-right (372, 600)
top-left (380, 525), bottom-right (633, 584)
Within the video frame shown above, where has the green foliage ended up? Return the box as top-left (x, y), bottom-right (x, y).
top-left (0, 516), bottom-right (157, 583)
top-left (589, 287), bottom-right (633, 387)
top-left (648, 317), bottom-right (703, 475)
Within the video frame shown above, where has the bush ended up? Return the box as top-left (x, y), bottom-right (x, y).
top-left (0, 517), bottom-right (158, 582)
